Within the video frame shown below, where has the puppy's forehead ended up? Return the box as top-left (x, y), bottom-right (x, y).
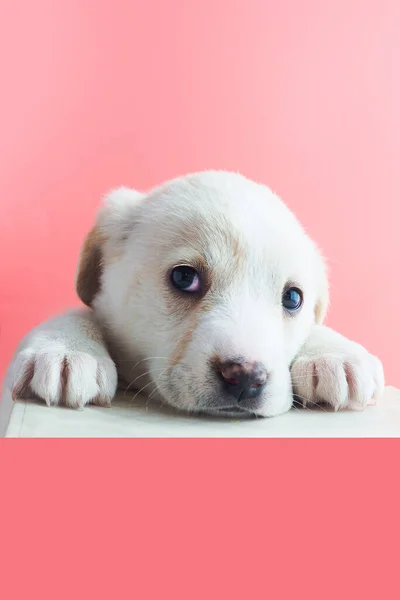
top-left (143, 171), bottom-right (308, 262)
top-left (151, 171), bottom-right (286, 219)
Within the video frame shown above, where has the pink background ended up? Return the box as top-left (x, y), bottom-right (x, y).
top-left (1, 0), bottom-right (399, 387)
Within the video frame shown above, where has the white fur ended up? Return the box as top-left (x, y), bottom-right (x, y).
top-left (6, 171), bottom-right (384, 417)
top-left (7, 310), bottom-right (117, 408)
top-left (291, 325), bottom-right (384, 410)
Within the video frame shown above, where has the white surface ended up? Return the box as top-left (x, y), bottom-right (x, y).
top-left (3, 386), bottom-right (400, 437)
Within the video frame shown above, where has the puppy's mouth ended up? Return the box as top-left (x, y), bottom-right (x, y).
top-left (215, 406), bottom-right (248, 413)
top-left (201, 405), bottom-right (257, 418)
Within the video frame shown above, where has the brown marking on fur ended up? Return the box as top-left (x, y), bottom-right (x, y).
top-left (102, 239), bottom-right (125, 265)
top-left (194, 255), bottom-right (207, 270)
top-left (163, 227), bottom-right (247, 368)
top-left (79, 319), bottom-right (105, 344)
top-left (231, 231), bottom-right (246, 265)
top-left (312, 362), bottom-right (318, 392)
top-left (210, 353), bottom-right (222, 368)
top-left (168, 295), bottom-right (216, 367)
top-left (314, 297), bottom-right (327, 325)
top-left (233, 243), bottom-right (247, 278)
top-left (12, 358), bottom-right (35, 400)
top-left (174, 214), bottom-right (247, 280)
top-left (214, 236), bottom-right (247, 289)
top-left (60, 357), bottom-right (69, 405)
top-left (314, 254), bottom-right (329, 324)
top-left (76, 226), bottom-right (106, 307)
top-left (169, 317), bottom-right (198, 368)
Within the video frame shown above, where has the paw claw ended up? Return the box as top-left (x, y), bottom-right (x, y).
top-left (10, 348), bottom-right (117, 410)
top-left (291, 349), bottom-right (383, 413)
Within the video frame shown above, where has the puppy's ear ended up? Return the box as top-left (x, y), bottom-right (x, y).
top-left (75, 226), bottom-right (106, 307)
top-left (76, 187), bottom-right (143, 307)
top-left (314, 251), bottom-right (330, 325)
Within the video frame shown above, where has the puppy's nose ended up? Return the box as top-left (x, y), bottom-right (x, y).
top-left (219, 361), bottom-right (268, 401)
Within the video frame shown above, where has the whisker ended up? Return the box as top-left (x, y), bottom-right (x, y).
top-left (123, 368), bottom-right (166, 396)
top-left (147, 372), bottom-right (167, 400)
top-left (129, 356), bottom-right (168, 372)
top-left (293, 394), bottom-right (328, 412)
top-left (292, 399), bottom-right (313, 412)
top-left (146, 385), bottom-right (165, 411)
top-left (145, 370), bottom-right (167, 411)
top-left (129, 380), bottom-right (160, 404)
top-left (131, 369), bottom-right (167, 411)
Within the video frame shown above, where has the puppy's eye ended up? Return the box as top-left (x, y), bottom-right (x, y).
top-left (170, 266), bottom-right (201, 293)
top-left (282, 287), bottom-right (303, 312)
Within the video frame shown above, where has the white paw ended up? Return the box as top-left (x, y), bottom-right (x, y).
top-left (291, 348), bottom-right (384, 411)
top-left (11, 348), bottom-right (118, 409)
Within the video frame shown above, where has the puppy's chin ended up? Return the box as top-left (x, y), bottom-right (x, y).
top-left (198, 404), bottom-right (291, 419)
top-left (155, 374), bottom-right (294, 419)
top-left (198, 393), bottom-right (294, 419)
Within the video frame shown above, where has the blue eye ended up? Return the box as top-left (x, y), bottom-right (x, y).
top-left (171, 266), bottom-right (201, 293)
top-left (282, 287), bottom-right (303, 312)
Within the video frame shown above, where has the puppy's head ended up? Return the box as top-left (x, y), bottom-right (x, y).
top-left (76, 172), bottom-right (328, 417)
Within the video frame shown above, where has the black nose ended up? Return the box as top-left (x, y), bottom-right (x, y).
top-left (219, 361), bottom-right (268, 401)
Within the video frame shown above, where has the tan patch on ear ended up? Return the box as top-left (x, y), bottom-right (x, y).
top-left (314, 300), bottom-right (326, 325)
top-left (76, 227), bottom-right (106, 307)
top-left (102, 239), bottom-right (126, 265)
top-left (314, 250), bottom-right (329, 325)
top-left (314, 280), bottom-right (329, 325)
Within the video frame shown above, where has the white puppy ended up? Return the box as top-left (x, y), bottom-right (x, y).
top-left (7, 171), bottom-right (384, 417)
